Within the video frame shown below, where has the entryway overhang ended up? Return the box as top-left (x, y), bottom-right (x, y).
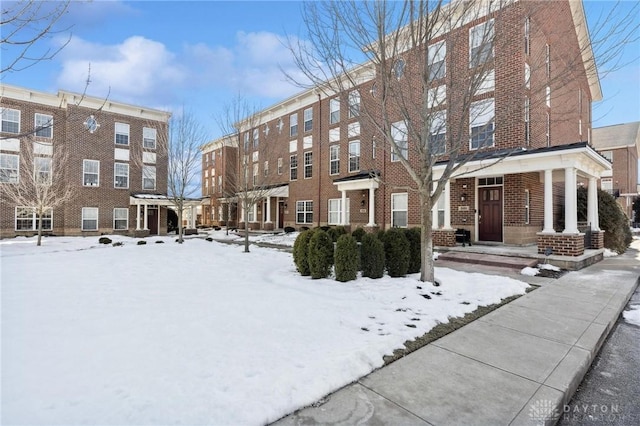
top-left (333, 171), bottom-right (380, 227)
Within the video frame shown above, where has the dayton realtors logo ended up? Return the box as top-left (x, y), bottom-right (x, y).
top-left (529, 400), bottom-right (631, 424)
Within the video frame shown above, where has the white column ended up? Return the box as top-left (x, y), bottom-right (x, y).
top-left (143, 204), bottom-right (149, 230)
top-left (563, 167), bottom-right (579, 234)
top-left (341, 190), bottom-right (348, 225)
top-left (136, 204), bottom-right (141, 230)
top-left (367, 186), bottom-right (376, 227)
top-left (275, 198), bottom-right (280, 228)
top-left (588, 177), bottom-right (600, 231)
top-left (443, 180), bottom-right (452, 229)
top-left (265, 196), bottom-right (272, 223)
top-left (542, 169), bottom-right (555, 233)
top-left (189, 206), bottom-right (196, 228)
top-left (432, 198), bottom-right (438, 230)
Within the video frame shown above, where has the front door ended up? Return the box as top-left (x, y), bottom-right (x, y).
top-left (478, 187), bottom-right (502, 242)
top-left (278, 201), bottom-right (285, 229)
top-left (147, 208), bottom-right (159, 235)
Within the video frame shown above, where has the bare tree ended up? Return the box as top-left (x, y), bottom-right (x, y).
top-left (288, 0), bottom-right (639, 282)
top-left (1, 0), bottom-right (72, 74)
top-left (1, 137), bottom-right (74, 246)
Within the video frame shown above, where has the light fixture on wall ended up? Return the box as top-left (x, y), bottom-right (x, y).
top-left (460, 193), bottom-right (467, 202)
top-left (361, 199), bottom-right (366, 207)
top-left (283, 203), bottom-right (288, 209)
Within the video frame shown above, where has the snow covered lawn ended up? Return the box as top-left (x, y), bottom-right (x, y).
top-left (1, 234), bottom-right (529, 425)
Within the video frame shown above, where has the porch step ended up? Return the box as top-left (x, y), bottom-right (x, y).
top-left (437, 251), bottom-right (538, 270)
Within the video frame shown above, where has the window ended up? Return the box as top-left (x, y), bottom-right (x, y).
top-left (429, 111), bottom-right (447, 155)
top-left (304, 107), bottom-right (313, 132)
top-left (427, 85), bottom-right (446, 109)
top-left (348, 91), bottom-right (360, 118)
top-left (253, 128), bottom-right (259, 149)
top-left (524, 97), bottom-right (530, 145)
top-left (1, 108), bottom-right (20, 133)
top-left (546, 112), bottom-right (551, 146)
top-left (304, 151), bottom-right (313, 178)
top-left (524, 16), bottom-right (530, 55)
top-left (247, 205), bottom-right (255, 222)
top-left (82, 207), bottom-right (98, 231)
top-left (469, 19), bottom-right (494, 67)
top-left (218, 175), bottom-right (222, 193)
top-left (243, 132), bottom-right (250, 151)
top-left (253, 163), bottom-right (259, 185)
top-left (391, 193), bottom-right (408, 228)
top-left (296, 200), bottom-right (313, 224)
top-left (393, 58), bottom-right (405, 79)
top-left (349, 141), bottom-right (360, 172)
top-left (329, 145), bottom-right (340, 175)
top-left (427, 40), bottom-right (446, 80)
top-left (114, 122), bottom-right (130, 145)
top-left (264, 160), bottom-right (269, 177)
top-left (546, 44), bottom-right (551, 78)
top-left (114, 163), bottom-right (129, 188)
top-left (372, 138), bottom-right (376, 159)
top-left (114, 208), bottom-right (129, 230)
top-left (601, 178), bottom-right (613, 191)
top-left (142, 165), bottom-right (156, 190)
top-left (525, 63), bottom-right (531, 89)
top-left (470, 99), bottom-right (495, 149)
top-left (601, 150), bottom-right (613, 164)
top-left (277, 157), bottom-right (283, 175)
top-left (15, 207), bottom-right (52, 231)
top-left (524, 189), bottom-right (530, 224)
top-left (0, 153), bottom-right (19, 183)
top-left (330, 98), bottom-right (340, 124)
top-left (35, 113), bottom-right (53, 138)
top-left (546, 86), bottom-right (551, 108)
top-left (290, 154), bottom-right (298, 180)
top-left (143, 127), bottom-right (157, 149)
top-left (34, 157), bottom-right (52, 184)
top-left (290, 113), bottom-right (298, 137)
top-left (476, 69), bottom-right (495, 95)
top-left (391, 121), bottom-right (408, 161)
top-left (328, 198), bottom-right (350, 225)
top-left (436, 195), bottom-right (445, 228)
top-left (83, 159), bottom-right (99, 186)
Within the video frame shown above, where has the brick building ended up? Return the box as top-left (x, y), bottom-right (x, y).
top-left (592, 122), bottom-right (639, 221)
top-left (202, 0), bottom-right (611, 256)
top-left (1, 84), bottom-right (171, 238)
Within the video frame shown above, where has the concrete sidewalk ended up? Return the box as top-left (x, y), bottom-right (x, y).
top-left (273, 241), bottom-right (640, 426)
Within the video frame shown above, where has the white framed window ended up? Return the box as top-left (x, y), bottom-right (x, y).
top-left (329, 145), bottom-right (340, 175)
top-left (252, 151), bottom-right (259, 163)
top-left (524, 16), bottom-right (530, 54)
top-left (524, 189), bottom-right (530, 224)
top-left (34, 157), bottom-right (52, 184)
top-left (253, 163), bottom-right (259, 185)
top-left (304, 151), bottom-right (313, 179)
top-left (430, 110), bottom-right (447, 155)
top-left (114, 122), bottom-right (130, 145)
top-left (470, 98), bottom-right (495, 150)
top-left (436, 194), bottom-right (445, 228)
top-left (328, 198), bottom-right (350, 225)
top-left (330, 98), bottom-right (340, 125)
top-left (372, 138), bottom-right (376, 159)
top-left (35, 113), bottom-right (53, 138)
top-left (0, 153), bottom-right (19, 183)
top-left (304, 107), bottom-right (313, 132)
top-left (247, 205), bottom-right (255, 222)
top-left (1, 108), bottom-right (20, 133)
top-left (218, 175), bottom-right (222, 193)
top-left (476, 69), bottom-right (495, 95)
top-left (114, 162), bottom-right (129, 188)
top-left (290, 113), bottom-right (298, 137)
top-left (83, 159), bottom-right (99, 186)
top-left (546, 112), bottom-right (551, 146)
top-left (82, 207), bottom-right (98, 231)
top-left (143, 127), bottom-right (157, 149)
top-left (546, 86), bottom-right (551, 108)
top-left (142, 165), bottom-right (156, 190)
top-left (524, 97), bottom-right (530, 145)
top-left (243, 132), bottom-right (250, 151)
top-left (296, 200), bottom-right (313, 224)
top-left (525, 62), bottom-right (531, 89)
top-left (546, 44), bottom-right (551, 78)
top-left (469, 19), bottom-right (494, 67)
top-left (253, 128), bottom-right (259, 149)
top-left (15, 207), bottom-right (52, 231)
top-left (349, 141), bottom-right (360, 172)
top-left (600, 150), bottom-right (613, 164)
top-left (348, 91), bottom-right (360, 118)
top-left (277, 157), bottom-right (283, 175)
top-left (290, 154), bottom-right (298, 181)
top-left (427, 85), bottom-right (446, 109)
top-left (391, 193), bottom-right (408, 228)
top-left (264, 160), bottom-right (269, 177)
top-left (393, 58), bottom-right (405, 79)
top-left (601, 177), bottom-right (613, 191)
top-left (113, 208), bottom-right (129, 230)
top-left (427, 40), bottom-right (446, 80)
top-left (391, 121), bottom-right (408, 162)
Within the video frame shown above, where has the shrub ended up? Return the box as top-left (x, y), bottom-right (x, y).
top-left (577, 187), bottom-right (632, 254)
top-left (334, 234), bottom-right (359, 282)
top-left (307, 230), bottom-right (334, 279)
top-left (327, 225), bottom-right (348, 242)
top-left (404, 227), bottom-right (422, 274)
top-left (112, 241), bottom-right (123, 247)
top-left (293, 229), bottom-right (314, 276)
top-left (383, 228), bottom-right (410, 277)
top-left (98, 237), bottom-right (112, 245)
top-left (205, 237), bottom-right (213, 242)
top-left (360, 233), bottom-right (385, 278)
top-left (284, 226), bottom-right (296, 233)
top-left (155, 240), bottom-right (165, 244)
top-left (351, 227), bottom-right (366, 242)
top-left (137, 240), bottom-right (147, 245)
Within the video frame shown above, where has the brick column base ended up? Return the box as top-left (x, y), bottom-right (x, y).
top-left (263, 222), bottom-right (275, 231)
top-left (363, 225), bottom-right (379, 234)
top-left (591, 230), bottom-right (605, 249)
top-left (537, 232), bottom-right (585, 256)
top-left (433, 229), bottom-right (457, 247)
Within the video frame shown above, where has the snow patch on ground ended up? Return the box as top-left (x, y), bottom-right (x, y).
top-left (603, 248), bottom-right (619, 257)
top-left (622, 306), bottom-right (640, 326)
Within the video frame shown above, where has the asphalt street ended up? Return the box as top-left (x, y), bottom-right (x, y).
top-left (558, 284), bottom-right (640, 426)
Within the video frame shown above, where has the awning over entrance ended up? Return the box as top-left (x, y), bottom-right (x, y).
top-left (333, 171), bottom-right (380, 227)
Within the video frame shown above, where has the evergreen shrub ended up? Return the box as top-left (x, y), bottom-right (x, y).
top-left (384, 227), bottom-right (410, 277)
top-left (351, 227), bottom-right (366, 242)
top-left (360, 233), bottom-right (385, 279)
top-left (307, 230), bottom-right (334, 279)
top-left (578, 187), bottom-right (632, 254)
top-left (293, 229), bottom-right (314, 276)
top-left (404, 227), bottom-right (422, 274)
top-left (334, 234), bottom-right (359, 282)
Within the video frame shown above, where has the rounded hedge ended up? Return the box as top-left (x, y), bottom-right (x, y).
top-left (360, 233), bottom-right (385, 279)
top-left (351, 227), bottom-right (366, 242)
top-left (307, 230), bottom-right (334, 279)
top-left (293, 229), bottom-right (314, 276)
top-left (404, 227), bottom-right (422, 274)
top-left (327, 225), bottom-right (348, 242)
top-left (334, 234), bottom-right (359, 282)
top-left (383, 227), bottom-right (410, 277)
top-left (577, 187), bottom-right (632, 254)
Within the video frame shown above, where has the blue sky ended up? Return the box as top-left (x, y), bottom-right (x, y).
top-left (2, 0), bottom-right (639, 140)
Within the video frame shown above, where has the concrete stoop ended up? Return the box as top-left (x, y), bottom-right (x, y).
top-left (437, 251), bottom-right (539, 270)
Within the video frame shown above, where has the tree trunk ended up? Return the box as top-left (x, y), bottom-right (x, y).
top-left (177, 208), bottom-right (184, 243)
top-left (36, 207), bottom-right (43, 246)
top-left (243, 199), bottom-right (250, 253)
top-left (419, 190), bottom-right (435, 283)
